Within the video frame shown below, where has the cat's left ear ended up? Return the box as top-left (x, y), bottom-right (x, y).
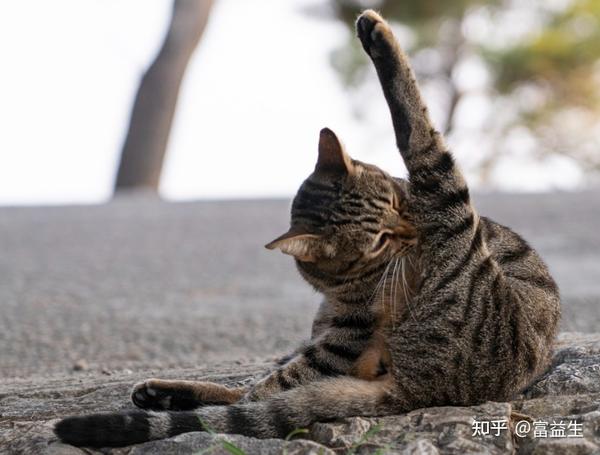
top-left (315, 128), bottom-right (354, 175)
top-left (265, 228), bottom-right (325, 262)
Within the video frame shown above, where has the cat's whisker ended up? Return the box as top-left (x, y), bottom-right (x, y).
top-left (381, 258), bottom-right (393, 314)
top-left (367, 258), bottom-right (393, 306)
top-left (388, 258), bottom-right (398, 328)
top-left (391, 257), bottom-right (400, 329)
top-left (395, 257), bottom-right (402, 326)
top-left (391, 256), bottom-right (402, 329)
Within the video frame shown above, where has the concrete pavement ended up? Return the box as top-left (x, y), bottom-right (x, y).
top-left (1, 190), bottom-right (598, 379)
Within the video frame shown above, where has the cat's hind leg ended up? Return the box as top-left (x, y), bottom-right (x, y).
top-left (56, 376), bottom-right (399, 447)
top-left (132, 379), bottom-right (246, 410)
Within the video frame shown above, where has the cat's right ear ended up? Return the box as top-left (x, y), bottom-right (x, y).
top-left (265, 229), bottom-right (324, 262)
top-left (315, 128), bottom-right (354, 176)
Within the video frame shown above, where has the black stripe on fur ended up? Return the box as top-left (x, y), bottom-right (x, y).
top-left (226, 405), bottom-right (256, 435)
top-left (331, 312), bottom-right (376, 330)
top-left (322, 342), bottom-right (362, 361)
top-left (276, 369), bottom-right (294, 390)
top-left (303, 345), bottom-right (344, 376)
top-left (411, 151), bottom-right (455, 179)
top-left (54, 412), bottom-right (150, 448)
top-left (168, 411), bottom-right (203, 437)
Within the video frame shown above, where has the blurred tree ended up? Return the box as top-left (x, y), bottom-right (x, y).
top-left (327, 0), bottom-right (600, 184)
top-left (483, 0), bottom-right (600, 174)
top-left (115, 0), bottom-right (214, 193)
top-left (329, 0), bottom-right (498, 134)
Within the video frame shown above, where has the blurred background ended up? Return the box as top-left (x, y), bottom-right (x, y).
top-left (1, 0), bottom-right (599, 205)
top-left (1, 0), bottom-right (599, 379)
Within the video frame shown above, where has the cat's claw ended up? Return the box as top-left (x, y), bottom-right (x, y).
top-left (356, 10), bottom-right (395, 58)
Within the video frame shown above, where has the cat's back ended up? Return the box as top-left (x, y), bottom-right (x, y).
top-left (480, 215), bottom-right (560, 344)
top-left (480, 215), bottom-right (558, 297)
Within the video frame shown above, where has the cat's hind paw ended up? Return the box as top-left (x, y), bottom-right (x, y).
top-left (356, 10), bottom-right (396, 59)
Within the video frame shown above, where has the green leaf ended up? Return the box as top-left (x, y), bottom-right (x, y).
top-left (283, 428), bottom-right (310, 455)
top-left (197, 417), bottom-right (216, 435)
top-left (285, 428), bottom-right (309, 441)
top-left (221, 440), bottom-right (247, 455)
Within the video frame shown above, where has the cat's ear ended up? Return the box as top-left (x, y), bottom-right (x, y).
top-left (315, 128), bottom-right (354, 175)
top-left (265, 228), bottom-right (323, 262)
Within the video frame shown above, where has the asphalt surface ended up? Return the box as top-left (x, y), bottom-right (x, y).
top-left (1, 191), bottom-right (599, 379)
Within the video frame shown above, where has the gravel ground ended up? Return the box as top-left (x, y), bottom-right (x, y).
top-left (0, 190), bottom-right (598, 379)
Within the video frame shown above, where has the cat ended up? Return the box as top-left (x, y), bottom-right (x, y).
top-left (55, 10), bottom-right (560, 448)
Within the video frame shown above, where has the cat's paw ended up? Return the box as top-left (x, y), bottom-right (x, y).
top-left (131, 379), bottom-right (198, 411)
top-left (356, 10), bottom-right (395, 58)
top-left (132, 379), bottom-right (174, 410)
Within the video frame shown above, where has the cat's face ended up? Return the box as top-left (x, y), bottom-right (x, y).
top-left (266, 128), bottom-right (417, 290)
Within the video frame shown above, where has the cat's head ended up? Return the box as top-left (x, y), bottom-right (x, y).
top-left (266, 128), bottom-right (417, 291)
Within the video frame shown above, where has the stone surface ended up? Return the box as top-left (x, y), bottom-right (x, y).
top-left (523, 333), bottom-right (600, 399)
top-left (1, 333), bottom-right (599, 454)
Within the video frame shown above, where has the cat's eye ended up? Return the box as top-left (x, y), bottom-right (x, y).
top-left (372, 231), bottom-right (393, 255)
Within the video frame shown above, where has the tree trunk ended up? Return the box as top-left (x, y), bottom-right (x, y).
top-left (115, 0), bottom-right (214, 192)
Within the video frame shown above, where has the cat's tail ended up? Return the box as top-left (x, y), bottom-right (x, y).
top-left (54, 376), bottom-right (397, 448)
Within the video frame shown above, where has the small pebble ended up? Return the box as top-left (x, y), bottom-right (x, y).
top-left (72, 360), bottom-right (88, 371)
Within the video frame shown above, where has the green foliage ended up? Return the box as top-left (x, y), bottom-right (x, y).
top-left (485, 0), bottom-right (600, 109)
top-left (326, 0), bottom-right (600, 176)
top-left (332, 0), bottom-right (498, 43)
top-left (283, 428), bottom-right (310, 455)
top-left (219, 441), bottom-right (247, 455)
top-left (329, 0), bottom-right (486, 87)
top-left (285, 428), bottom-right (310, 440)
top-left (195, 418), bottom-right (248, 455)
top-left (193, 419), bottom-right (390, 455)
top-left (195, 421), bottom-right (312, 455)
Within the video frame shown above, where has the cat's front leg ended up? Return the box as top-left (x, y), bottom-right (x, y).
top-left (356, 9), bottom-right (398, 61)
top-left (131, 379), bottom-right (246, 410)
top-left (357, 10), bottom-right (439, 165)
top-left (357, 10), bottom-right (476, 261)
top-left (241, 354), bottom-right (321, 402)
top-left (242, 330), bottom-right (380, 401)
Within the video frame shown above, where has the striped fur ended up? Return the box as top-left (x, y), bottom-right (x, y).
top-left (54, 10), bottom-right (560, 448)
top-left (55, 377), bottom-right (394, 447)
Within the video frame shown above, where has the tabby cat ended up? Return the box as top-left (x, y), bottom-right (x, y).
top-left (55, 10), bottom-right (560, 447)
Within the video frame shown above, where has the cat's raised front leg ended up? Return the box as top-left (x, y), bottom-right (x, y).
top-left (132, 379), bottom-right (246, 410)
top-left (356, 10), bottom-right (435, 160)
top-left (357, 10), bottom-right (478, 266)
